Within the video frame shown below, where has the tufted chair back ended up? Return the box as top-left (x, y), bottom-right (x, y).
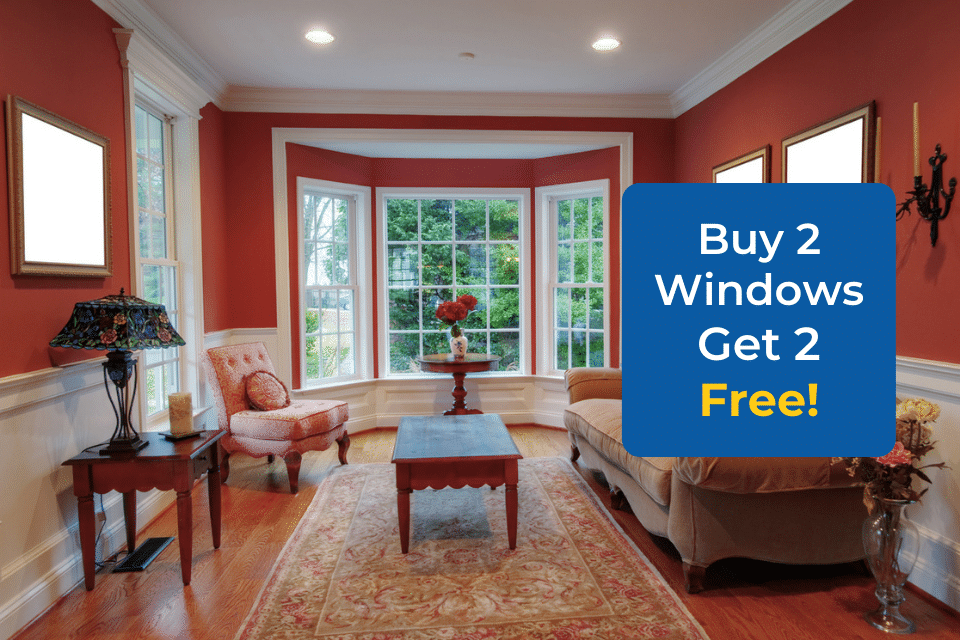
top-left (204, 342), bottom-right (278, 431)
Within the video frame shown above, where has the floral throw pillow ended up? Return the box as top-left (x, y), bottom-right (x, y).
top-left (244, 370), bottom-right (290, 411)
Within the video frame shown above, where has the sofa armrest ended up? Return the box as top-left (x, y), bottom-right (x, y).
top-left (673, 456), bottom-right (858, 494)
top-left (565, 367), bottom-right (622, 404)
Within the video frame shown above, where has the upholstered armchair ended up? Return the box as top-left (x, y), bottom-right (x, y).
top-left (203, 342), bottom-right (350, 493)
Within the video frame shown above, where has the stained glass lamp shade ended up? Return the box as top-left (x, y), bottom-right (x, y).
top-left (50, 289), bottom-right (185, 455)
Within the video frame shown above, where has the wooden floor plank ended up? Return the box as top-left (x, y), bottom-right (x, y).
top-left (13, 426), bottom-right (959, 640)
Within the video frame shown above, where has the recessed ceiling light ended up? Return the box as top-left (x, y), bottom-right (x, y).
top-left (305, 29), bottom-right (335, 45)
top-left (592, 36), bottom-right (621, 52)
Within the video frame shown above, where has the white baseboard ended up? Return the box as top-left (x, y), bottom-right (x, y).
top-left (0, 489), bottom-right (175, 640)
top-left (910, 519), bottom-right (960, 612)
top-left (896, 356), bottom-right (960, 612)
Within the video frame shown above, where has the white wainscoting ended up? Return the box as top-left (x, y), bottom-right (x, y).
top-left (0, 359), bottom-right (179, 640)
top-left (204, 329), bottom-right (571, 433)
top-left (896, 356), bottom-right (960, 611)
top-left (2, 348), bottom-right (956, 639)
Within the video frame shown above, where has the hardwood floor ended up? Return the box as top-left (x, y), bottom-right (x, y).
top-left (14, 426), bottom-right (960, 640)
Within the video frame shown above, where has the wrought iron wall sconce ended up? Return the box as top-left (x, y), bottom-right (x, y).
top-left (896, 144), bottom-right (957, 247)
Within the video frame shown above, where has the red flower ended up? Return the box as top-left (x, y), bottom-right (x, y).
top-left (435, 300), bottom-right (468, 324)
top-left (876, 441), bottom-right (912, 467)
top-left (457, 294), bottom-right (478, 311)
top-left (100, 329), bottom-right (117, 345)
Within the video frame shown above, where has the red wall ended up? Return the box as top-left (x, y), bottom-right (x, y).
top-left (199, 102), bottom-right (230, 333)
top-left (220, 113), bottom-right (669, 383)
top-left (674, 0), bottom-right (960, 363)
top-left (222, 112), bottom-right (673, 335)
top-left (0, 0), bottom-right (128, 378)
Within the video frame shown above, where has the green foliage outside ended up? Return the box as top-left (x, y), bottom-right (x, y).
top-left (386, 198), bottom-right (523, 373)
top-left (304, 307), bottom-right (355, 380)
top-left (554, 196), bottom-right (605, 369)
top-left (303, 195), bottom-right (355, 382)
top-left (385, 195), bottom-right (606, 372)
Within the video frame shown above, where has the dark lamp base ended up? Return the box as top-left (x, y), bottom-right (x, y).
top-left (99, 436), bottom-right (149, 456)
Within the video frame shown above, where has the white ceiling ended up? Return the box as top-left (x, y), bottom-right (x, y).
top-left (140, 0), bottom-right (795, 95)
top-left (96, 0), bottom-right (853, 158)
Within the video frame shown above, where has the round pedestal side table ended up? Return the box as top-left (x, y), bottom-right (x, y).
top-left (417, 353), bottom-right (501, 415)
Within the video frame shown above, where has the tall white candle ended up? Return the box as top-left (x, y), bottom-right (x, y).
top-left (169, 392), bottom-right (193, 435)
top-left (913, 102), bottom-right (920, 177)
top-left (874, 116), bottom-right (881, 183)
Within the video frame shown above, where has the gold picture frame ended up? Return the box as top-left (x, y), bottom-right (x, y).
top-left (782, 102), bottom-right (875, 184)
top-left (6, 95), bottom-right (112, 276)
top-left (712, 145), bottom-right (770, 183)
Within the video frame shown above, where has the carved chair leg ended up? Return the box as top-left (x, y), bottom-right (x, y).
top-left (283, 451), bottom-right (302, 494)
top-left (337, 431), bottom-right (350, 465)
top-left (220, 452), bottom-right (231, 484)
top-left (571, 444), bottom-right (580, 463)
top-left (683, 562), bottom-right (707, 594)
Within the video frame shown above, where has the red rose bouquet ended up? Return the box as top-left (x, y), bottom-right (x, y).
top-left (435, 294), bottom-right (478, 338)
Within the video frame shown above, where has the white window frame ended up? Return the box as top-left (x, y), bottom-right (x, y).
top-left (132, 99), bottom-right (183, 423)
top-left (376, 187), bottom-right (531, 378)
top-left (535, 179), bottom-right (611, 377)
top-left (117, 28), bottom-right (209, 431)
top-left (296, 177), bottom-right (371, 388)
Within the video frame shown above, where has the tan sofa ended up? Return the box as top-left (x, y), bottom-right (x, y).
top-left (563, 367), bottom-right (866, 592)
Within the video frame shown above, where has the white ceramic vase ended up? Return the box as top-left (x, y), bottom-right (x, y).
top-left (449, 332), bottom-right (468, 358)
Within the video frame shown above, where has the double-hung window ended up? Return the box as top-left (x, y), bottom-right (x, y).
top-left (537, 180), bottom-right (610, 375)
top-left (133, 102), bottom-right (182, 419)
top-left (298, 178), bottom-right (369, 386)
top-left (382, 192), bottom-right (527, 375)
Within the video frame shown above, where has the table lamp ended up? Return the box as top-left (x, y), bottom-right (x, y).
top-left (50, 289), bottom-right (185, 455)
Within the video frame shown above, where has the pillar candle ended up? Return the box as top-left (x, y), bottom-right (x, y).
top-left (913, 102), bottom-right (920, 177)
top-left (874, 116), bottom-right (881, 183)
top-left (169, 392), bottom-right (193, 435)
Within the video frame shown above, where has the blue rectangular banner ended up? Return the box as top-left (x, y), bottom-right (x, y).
top-left (621, 183), bottom-right (895, 457)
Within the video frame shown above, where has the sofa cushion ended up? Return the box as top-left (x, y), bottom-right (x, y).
top-left (230, 399), bottom-right (349, 441)
top-left (564, 398), bottom-right (674, 506)
top-left (673, 456), bottom-right (859, 493)
top-left (565, 367), bottom-right (622, 404)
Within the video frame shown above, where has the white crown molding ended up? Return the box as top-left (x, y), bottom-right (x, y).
top-left (92, 0), bottom-right (227, 107)
top-left (223, 87), bottom-right (672, 118)
top-left (115, 28), bottom-right (212, 118)
top-left (670, 0), bottom-right (855, 116)
top-left (92, 0), bottom-right (852, 120)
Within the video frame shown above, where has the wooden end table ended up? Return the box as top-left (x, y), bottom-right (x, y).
top-left (391, 414), bottom-right (522, 553)
top-left (62, 430), bottom-right (224, 590)
top-left (417, 353), bottom-right (501, 415)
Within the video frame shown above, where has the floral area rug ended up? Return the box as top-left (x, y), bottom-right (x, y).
top-left (234, 457), bottom-right (710, 640)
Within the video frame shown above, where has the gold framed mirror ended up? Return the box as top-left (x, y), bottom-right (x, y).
top-left (6, 95), bottom-right (112, 276)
